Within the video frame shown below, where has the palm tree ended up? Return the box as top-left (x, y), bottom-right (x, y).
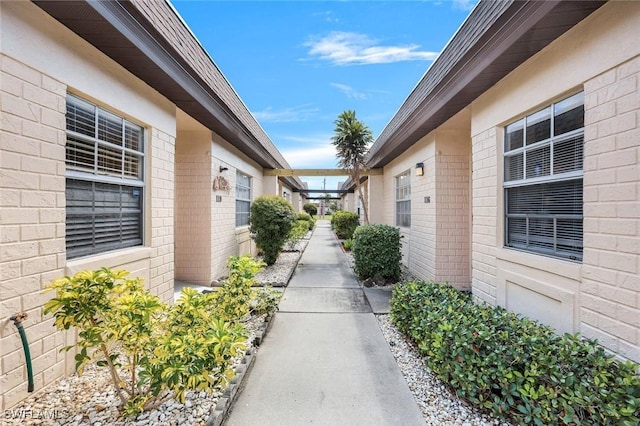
top-left (331, 110), bottom-right (373, 225)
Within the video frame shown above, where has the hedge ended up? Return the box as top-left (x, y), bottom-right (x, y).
top-left (390, 281), bottom-right (640, 425)
top-left (330, 211), bottom-right (360, 239)
top-left (352, 224), bottom-right (401, 282)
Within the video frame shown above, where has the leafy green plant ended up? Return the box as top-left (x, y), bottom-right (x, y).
top-left (390, 281), bottom-right (640, 425)
top-left (214, 255), bottom-right (266, 321)
top-left (342, 238), bottom-right (354, 251)
top-left (331, 210), bottom-right (360, 239)
top-left (297, 212), bottom-right (315, 230)
top-left (44, 269), bottom-right (160, 409)
top-left (250, 196), bottom-right (296, 265)
top-left (352, 224), bottom-right (401, 282)
top-left (285, 220), bottom-right (309, 251)
top-left (43, 260), bottom-right (272, 416)
top-left (303, 202), bottom-right (317, 217)
top-left (250, 286), bottom-right (282, 316)
top-left (146, 288), bottom-right (247, 408)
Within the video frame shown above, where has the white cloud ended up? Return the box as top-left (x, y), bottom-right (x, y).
top-left (276, 134), bottom-right (348, 193)
top-left (330, 83), bottom-right (367, 100)
top-left (280, 144), bottom-right (337, 169)
top-left (304, 31), bottom-right (439, 65)
top-left (452, 0), bottom-right (478, 11)
top-left (313, 10), bottom-right (339, 23)
top-left (252, 105), bottom-right (318, 123)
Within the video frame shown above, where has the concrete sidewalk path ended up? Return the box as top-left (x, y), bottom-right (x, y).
top-left (225, 220), bottom-right (425, 426)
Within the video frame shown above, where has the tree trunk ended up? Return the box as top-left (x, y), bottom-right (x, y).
top-left (353, 163), bottom-right (370, 225)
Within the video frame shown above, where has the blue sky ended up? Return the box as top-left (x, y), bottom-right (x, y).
top-left (172, 0), bottom-right (476, 191)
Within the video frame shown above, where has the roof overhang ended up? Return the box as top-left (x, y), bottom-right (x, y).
top-left (367, 0), bottom-right (606, 168)
top-left (33, 0), bottom-right (303, 187)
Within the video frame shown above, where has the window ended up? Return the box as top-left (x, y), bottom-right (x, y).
top-left (236, 171), bottom-right (252, 227)
top-left (504, 92), bottom-right (584, 261)
top-left (395, 170), bottom-right (411, 228)
top-left (65, 94), bottom-right (145, 259)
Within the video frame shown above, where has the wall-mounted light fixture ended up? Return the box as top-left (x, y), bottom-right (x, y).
top-left (219, 166), bottom-right (229, 173)
top-left (415, 162), bottom-right (424, 176)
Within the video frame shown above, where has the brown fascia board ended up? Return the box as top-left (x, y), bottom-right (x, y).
top-left (366, 0), bottom-right (606, 168)
top-left (33, 0), bottom-right (305, 190)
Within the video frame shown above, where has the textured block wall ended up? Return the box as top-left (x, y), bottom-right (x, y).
top-left (581, 55), bottom-right (640, 362)
top-left (0, 55), bottom-right (68, 410)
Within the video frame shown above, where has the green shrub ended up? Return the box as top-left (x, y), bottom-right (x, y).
top-left (285, 220), bottom-right (310, 250)
top-left (352, 225), bottom-right (401, 282)
top-left (250, 196), bottom-right (296, 265)
top-left (44, 268), bottom-right (247, 415)
top-left (343, 238), bottom-right (354, 251)
top-left (214, 255), bottom-right (265, 321)
top-left (390, 281), bottom-right (640, 425)
top-left (303, 202), bottom-right (317, 216)
top-left (297, 212), bottom-right (315, 231)
top-left (331, 210), bottom-right (360, 239)
top-left (250, 286), bottom-right (282, 316)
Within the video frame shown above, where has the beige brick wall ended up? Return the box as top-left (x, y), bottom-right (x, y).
top-left (378, 111), bottom-right (471, 288)
top-left (406, 152), bottom-right (436, 280)
top-left (175, 130), bottom-right (212, 285)
top-left (1, 54), bottom-right (68, 410)
top-left (435, 152), bottom-right (470, 289)
top-left (148, 127), bottom-right (176, 302)
top-left (470, 127), bottom-right (499, 304)
top-left (581, 55), bottom-right (640, 361)
top-left (174, 123), bottom-right (266, 285)
top-left (210, 134), bottom-right (264, 281)
top-left (467, 2), bottom-right (640, 361)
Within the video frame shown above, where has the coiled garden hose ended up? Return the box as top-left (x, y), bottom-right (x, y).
top-left (10, 312), bottom-right (34, 392)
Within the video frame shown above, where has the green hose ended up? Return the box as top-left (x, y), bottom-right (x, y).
top-left (10, 313), bottom-right (34, 392)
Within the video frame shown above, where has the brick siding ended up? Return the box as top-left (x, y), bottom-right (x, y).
top-left (0, 55), bottom-right (67, 409)
top-left (582, 55), bottom-right (640, 361)
top-left (470, 127), bottom-right (499, 305)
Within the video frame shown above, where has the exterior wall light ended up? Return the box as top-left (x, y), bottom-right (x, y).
top-left (415, 162), bottom-right (424, 176)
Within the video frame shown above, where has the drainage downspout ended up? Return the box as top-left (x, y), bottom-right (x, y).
top-left (10, 312), bottom-right (34, 392)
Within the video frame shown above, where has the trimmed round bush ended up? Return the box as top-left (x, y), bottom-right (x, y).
top-left (331, 210), bottom-right (360, 240)
top-left (303, 202), bottom-right (317, 216)
top-left (250, 196), bottom-right (296, 265)
top-left (352, 224), bottom-right (401, 282)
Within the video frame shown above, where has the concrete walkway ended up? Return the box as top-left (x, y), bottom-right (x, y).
top-left (225, 220), bottom-right (425, 426)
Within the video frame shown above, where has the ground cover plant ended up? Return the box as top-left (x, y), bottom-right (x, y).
top-left (250, 195), bottom-right (296, 265)
top-left (352, 224), bottom-right (401, 283)
top-left (390, 280), bottom-right (640, 425)
top-left (43, 256), bottom-right (271, 417)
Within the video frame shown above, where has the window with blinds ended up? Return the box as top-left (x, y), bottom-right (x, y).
top-left (65, 95), bottom-right (145, 259)
top-left (236, 171), bottom-right (252, 227)
top-left (504, 92), bottom-right (584, 261)
top-left (395, 170), bottom-right (411, 228)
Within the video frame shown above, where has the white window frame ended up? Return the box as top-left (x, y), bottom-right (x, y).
top-left (65, 94), bottom-right (145, 259)
top-left (503, 92), bottom-right (584, 261)
top-left (235, 171), bottom-right (252, 227)
top-left (395, 170), bottom-right (411, 228)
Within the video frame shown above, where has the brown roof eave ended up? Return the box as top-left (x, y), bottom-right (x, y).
top-left (32, 0), bottom-right (289, 172)
top-left (366, 0), bottom-right (606, 168)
